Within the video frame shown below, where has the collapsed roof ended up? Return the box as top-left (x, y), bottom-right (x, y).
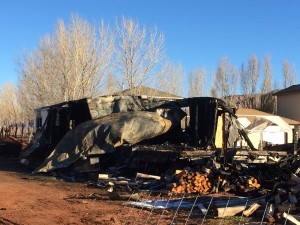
top-left (34, 108), bottom-right (185, 173)
top-left (23, 95), bottom-right (293, 175)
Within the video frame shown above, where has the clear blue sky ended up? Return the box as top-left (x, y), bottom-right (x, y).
top-left (1, 0), bottom-right (300, 91)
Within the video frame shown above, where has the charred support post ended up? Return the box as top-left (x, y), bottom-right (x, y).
top-left (217, 101), bottom-right (256, 150)
top-left (222, 112), bottom-right (227, 164)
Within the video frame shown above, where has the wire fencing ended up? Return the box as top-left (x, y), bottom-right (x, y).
top-left (117, 191), bottom-right (295, 225)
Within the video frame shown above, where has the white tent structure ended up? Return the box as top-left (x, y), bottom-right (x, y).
top-left (246, 116), bottom-right (292, 133)
top-left (245, 116), bottom-right (293, 149)
top-left (237, 117), bottom-right (251, 128)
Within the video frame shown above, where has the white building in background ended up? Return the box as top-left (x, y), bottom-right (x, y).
top-left (236, 108), bottom-right (300, 149)
top-left (274, 84), bottom-right (300, 134)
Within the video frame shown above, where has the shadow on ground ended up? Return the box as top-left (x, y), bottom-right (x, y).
top-left (0, 140), bottom-right (32, 174)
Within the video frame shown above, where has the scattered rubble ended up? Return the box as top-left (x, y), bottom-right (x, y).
top-left (13, 96), bottom-right (300, 223)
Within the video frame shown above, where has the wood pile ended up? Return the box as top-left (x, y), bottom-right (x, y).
top-left (247, 177), bottom-right (261, 188)
top-left (170, 170), bottom-right (212, 194)
top-left (237, 176), bottom-right (261, 191)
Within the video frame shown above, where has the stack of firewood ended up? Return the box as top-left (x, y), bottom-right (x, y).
top-left (170, 171), bottom-right (212, 194)
top-left (237, 176), bottom-right (261, 190)
top-left (247, 177), bottom-right (260, 188)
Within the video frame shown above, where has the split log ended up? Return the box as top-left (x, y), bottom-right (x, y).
top-left (247, 177), bottom-right (260, 188)
top-left (202, 166), bottom-right (211, 174)
top-left (136, 173), bottom-right (161, 180)
top-left (171, 172), bottom-right (212, 194)
top-left (98, 174), bottom-right (109, 179)
top-left (217, 205), bottom-right (245, 218)
top-left (112, 180), bottom-right (129, 185)
top-left (295, 167), bottom-right (300, 175)
top-left (237, 176), bottom-right (261, 191)
top-left (175, 170), bottom-right (183, 174)
top-left (283, 212), bottom-right (300, 225)
top-left (243, 203), bottom-right (260, 217)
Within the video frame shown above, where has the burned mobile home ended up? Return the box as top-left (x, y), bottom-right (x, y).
top-left (21, 94), bottom-right (295, 175)
top-left (18, 93), bottom-right (300, 223)
top-left (21, 94), bottom-right (177, 161)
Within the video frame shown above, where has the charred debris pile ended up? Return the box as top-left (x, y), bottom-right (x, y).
top-left (20, 96), bottom-right (300, 221)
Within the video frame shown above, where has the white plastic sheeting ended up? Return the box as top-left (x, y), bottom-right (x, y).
top-left (237, 117), bottom-right (251, 128)
top-left (246, 116), bottom-right (292, 132)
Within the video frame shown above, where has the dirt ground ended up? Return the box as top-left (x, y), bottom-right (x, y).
top-left (0, 162), bottom-right (240, 225)
top-left (0, 139), bottom-right (188, 225)
top-left (0, 138), bottom-right (125, 225)
top-left (0, 169), bottom-right (123, 225)
top-left (0, 139), bottom-right (266, 225)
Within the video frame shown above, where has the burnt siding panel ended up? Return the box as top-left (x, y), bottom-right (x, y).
top-left (189, 98), bottom-right (218, 148)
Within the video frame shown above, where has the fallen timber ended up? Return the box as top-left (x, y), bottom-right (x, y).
top-left (234, 149), bottom-right (289, 164)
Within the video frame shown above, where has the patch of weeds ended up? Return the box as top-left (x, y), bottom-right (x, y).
top-left (223, 215), bottom-right (252, 223)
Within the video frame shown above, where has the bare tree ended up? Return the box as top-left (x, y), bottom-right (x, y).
top-left (212, 57), bottom-right (239, 105)
top-left (240, 63), bottom-right (249, 101)
top-left (273, 79), bottom-right (280, 91)
top-left (259, 55), bottom-right (274, 112)
top-left (0, 82), bottom-right (20, 126)
top-left (210, 87), bottom-right (218, 98)
top-left (156, 61), bottom-right (185, 96)
top-left (17, 14), bottom-right (114, 117)
top-left (106, 73), bottom-right (117, 95)
top-left (260, 55), bottom-right (273, 94)
top-left (248, 55), bottom-right (260, 95)
top-left (189, 68), bottom-right (208, 97)
top-left (282, 60), bottom-right (297, 88)
top-left (240, 55), bottom-right (260, 108)
top-left (115, 17), bottom-right (165, 91)
top-left (272, 79), bottom-right (280, 115)
top-left (210, 72), bottom-right (218, 97)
